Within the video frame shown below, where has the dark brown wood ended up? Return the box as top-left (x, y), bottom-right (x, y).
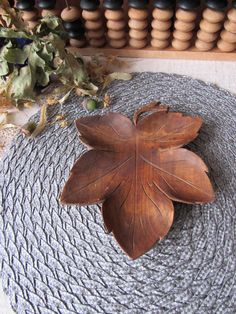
top-left (60, 102), bottom-right (215, 259)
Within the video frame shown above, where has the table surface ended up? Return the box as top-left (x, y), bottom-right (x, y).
top-left (0, 58), bottom-right (236, 314)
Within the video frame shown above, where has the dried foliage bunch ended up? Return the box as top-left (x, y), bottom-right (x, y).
top-left (0, 1), bottom-right (131, 136)
top-left (61, 102), bottom-right (215, 259)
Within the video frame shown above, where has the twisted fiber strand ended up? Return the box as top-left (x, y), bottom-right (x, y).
top-left (0, 73), bottom-right (235, 314)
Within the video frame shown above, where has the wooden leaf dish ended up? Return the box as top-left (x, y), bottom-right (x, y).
top-left (60, 102), bottom-right (215, 259)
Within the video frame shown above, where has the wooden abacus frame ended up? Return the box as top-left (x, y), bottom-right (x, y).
top-left (18, 0), bottom-right (236, 60)
top-left (73, 44), bottom-right (236, 60)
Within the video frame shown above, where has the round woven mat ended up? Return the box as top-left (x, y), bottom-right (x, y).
top-left (0, 73), bottom-right (235, 314)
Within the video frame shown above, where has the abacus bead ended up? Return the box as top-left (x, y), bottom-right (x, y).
top-left (203, 8), bottom-right (225, 23)
top-left (195, 39), bottom-right (215, 51)
top-left (68, 30), bottom-right (85, 39)
top-left (152, 8), bottom-right (173, 21)
top-left (173, 30), bottom-right (193, 41)
top-left (153, 0), bottom-right (175, 9)
top-left (172, 39), bottom-right (191, 50)
top-left (174, 20), bottom-right (195, 32)
top-left (197, 30), bottom-right (218, 42)
top-left (41, 8), bottom-right (61, 17)
top-left (217, 39), bottom-right (235, 52)
top-left (128, 19), bottom-right (148, 30)
top-left (21, 9), bottom-right (38, 21)
top-left (69, 38), bottom-right (86, 48)
top-left (128, 8), bottom-right (148, 20)
top-left (103, 0), bottom-right (123, 10)
top-left (224, 20), bottom-right (236, 34)
top-left (128, 0), bottom-right (148, 9)
top-left (16, 0), bottom-right (35, 11)
top-left (63, 20), bottom-right (83, 31)
top-left (105, 10), bottom-right (124, 20)
top-left (177, 0), bottom-right (200, 11)
top-left (151, 38), bottom-right (169, 48)
top-left (80, 0), bottom-right (100, 11)
top-left (151, 20), bottom-right (172, 31)
top-left (85, 20), bottom-right (103, 30)
top-left (8, 0), bottom-right (14, 6)
top-left (108, 29), bottom-right (126, 39)
top-left (200, 20), bottom-right (222, 33)
top-left (90, 37), bottom-right (106, 47)
top-left (107, 20), bottom-right (126, 31)
top-left (221, 29), bottom-right (236, 43)
top-left (129, 38), bottom-right (147, 48)
top-left (38, 0), bottom-right (56, 9)
top-left (129, 28), bottom-right (148, 39)
top-left (227, 9), bottom-right (236, 23)
top-left (87, 29), bottom-right (105, 39)
top-left (109, 38), bottom-right (127, 48)
top-left (151, 29), bottom-right (171, 40)
top-left (61, 6), bottom-right (81, 22)
top-left (82, 10), bottom-right (101, 20)
top-left (176, 9), bottom-right (197, 23)
top-left (205, 0), bottom-right (228, 11)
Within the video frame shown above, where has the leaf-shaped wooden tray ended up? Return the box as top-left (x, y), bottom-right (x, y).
top-left (60, 102), bottom-right (215, 259)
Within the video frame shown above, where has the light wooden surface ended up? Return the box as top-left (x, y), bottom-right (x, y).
top-left (1, 57), bottom-right (236, 314)
top-left (74, 46), bottom-right (236, 61)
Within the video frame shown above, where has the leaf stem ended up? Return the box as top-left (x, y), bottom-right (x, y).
top-left (133, 102), bottom-right (169, 125)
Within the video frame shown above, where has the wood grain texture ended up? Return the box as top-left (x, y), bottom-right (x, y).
top-left (68, 45), bottom-right (236, 61)
top-left (60, 102), bottom-right (215, 259)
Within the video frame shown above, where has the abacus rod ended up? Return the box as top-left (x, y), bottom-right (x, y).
top-left (64, 0), bottom-right (70, 9)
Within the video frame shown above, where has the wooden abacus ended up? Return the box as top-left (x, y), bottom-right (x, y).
top-left (13, 0), bottom-right (236, 60)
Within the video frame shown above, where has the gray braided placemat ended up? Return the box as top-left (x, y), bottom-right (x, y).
top-left (0, 72), bottom-right (236, 314)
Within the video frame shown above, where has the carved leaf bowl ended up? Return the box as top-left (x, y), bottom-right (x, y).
top-left (61, 102), bottom-right (215, 259)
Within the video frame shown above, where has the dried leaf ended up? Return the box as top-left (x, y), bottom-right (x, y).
top-left (103, 93), bottom-right (110, 108)
top-left (58, 88), bottom-right (73, 105)
top-left (0, 94), bottom-right (17, 113)
top-left (0, 59), bottom-right (9, 76)
top-left (76, 82), bottom-right (98, 96)
top-left (35, 15), bottom-right (66, 37)
top-left (103, 72), bottom-right (132, 89)
top-left (0, 111), bottom-right (17, 129)
top-left (54, 114), bottom-right (65, 121)
top-left (52, 113), bottom-right (68, 128)
top-left (9, 65), bottom-right (36, 101)
top-left (106, 55), bottom-right (130, 69)
top-left (0, 18), bottom-right (92, 103)
top-left (30, 103), bottom-right (47, 137)
top-left (61, 103), bottom-right (215, 259)
top-left (0, 28), bottom-right (35, 40)
top-left (0, 41), bottom-right (28, 64)
top-left (46, 96), bottom-right (58, 106)
top-left (44, 88), bottom-right (73, 107)
top-left (53, 56), bottom-right (63, 68)
top-left (0, 0), bottom-right (26, 29)
top-left (59, 120), bottom-right (68, 128)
